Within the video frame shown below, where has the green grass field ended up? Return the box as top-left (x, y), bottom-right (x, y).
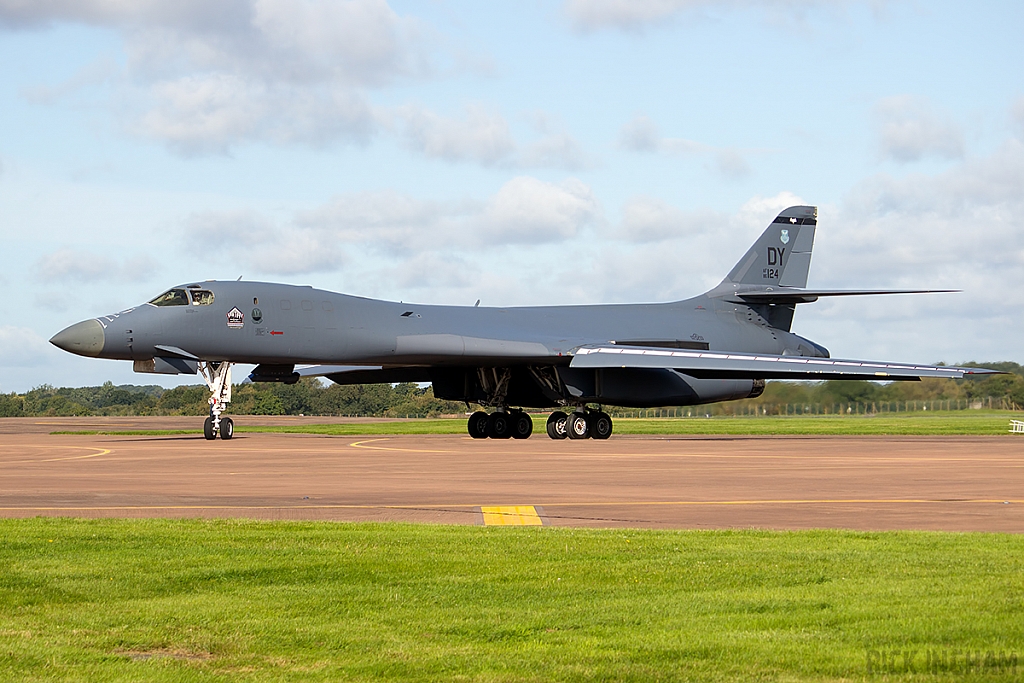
top-left (53, 410), bottom-right (1022, 437)
top-left (1, 519), bottom-right (1022, 681)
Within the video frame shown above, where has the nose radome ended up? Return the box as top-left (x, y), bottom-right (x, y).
top-left (50, 319), bottom-right (105, 357)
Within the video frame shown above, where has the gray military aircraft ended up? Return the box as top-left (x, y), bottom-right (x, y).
top-left (50, 206), bottom-right (995, 440)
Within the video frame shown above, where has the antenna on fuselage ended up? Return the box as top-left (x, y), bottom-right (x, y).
top-left (474, 299), bottom-right (480, 307)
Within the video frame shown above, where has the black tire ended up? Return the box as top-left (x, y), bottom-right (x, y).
top-left (590, 411), bottom-right (613, 440)
top-left (203, 417), bottom-right (216, 440)
top-left (546, 411), bottom-right (568, 439)
top-left (467, 411), bottom-right (489, 439)
top-left (487, 412), bottom-right (512, 439)
top-left (567, 412), bottom-right (590, 439)
top-left (220, 417), bottom-right (233, 440)
top-left (511, 411), bottom-right (533, 439)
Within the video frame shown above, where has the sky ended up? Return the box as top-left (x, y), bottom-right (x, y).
top-left (0, 0), bottom-right (1022, 393)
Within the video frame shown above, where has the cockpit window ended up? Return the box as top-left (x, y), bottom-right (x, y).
top-left (189, 290), bottom-right (215, 305)
top-left (148, 289), bottom-right (190, 307)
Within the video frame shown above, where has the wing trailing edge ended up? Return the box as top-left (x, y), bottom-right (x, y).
top-left (570, 345), bottom-right (1001, 381)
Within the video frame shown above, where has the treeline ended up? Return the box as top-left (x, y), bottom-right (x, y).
top-left (0, 381), bottom-right (465, 418)
top-left (706, 361), bottom-right (1024, 416)
top-left (1, 362), bottom-right (1021, 418)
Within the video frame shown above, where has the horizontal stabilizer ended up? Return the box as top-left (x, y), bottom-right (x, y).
top-left (728, 288), bottom-right (959, 305)
top-left (570, 345), bottom-right (1001, 381)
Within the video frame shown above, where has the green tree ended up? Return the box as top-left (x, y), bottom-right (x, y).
top-left (251, 393), bottom-right (286, 415)
top-left (0, 393), bottom-right (24, 417)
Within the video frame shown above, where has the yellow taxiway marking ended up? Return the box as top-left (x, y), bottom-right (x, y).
top-left (1, 447), bottom-right (113, 464)
top-left (348, 439), bottom-right (453, 454)
top-left (480, 505), bottom-right (543, 526)
top-left (40, 447), bottom-right (111, 462)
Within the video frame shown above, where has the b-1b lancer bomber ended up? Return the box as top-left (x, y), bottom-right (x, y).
top-left (51, 206), bottom-right (995, 440)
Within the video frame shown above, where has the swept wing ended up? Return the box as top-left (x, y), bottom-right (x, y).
top-left (570, 345), bottom-right (998, 381)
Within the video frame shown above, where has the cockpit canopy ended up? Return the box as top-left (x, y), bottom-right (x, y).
top-left (148, 287), bottom-right (215, 307)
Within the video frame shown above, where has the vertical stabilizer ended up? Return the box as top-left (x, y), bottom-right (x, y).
top-left (722, 206), bottom-right (817, 288)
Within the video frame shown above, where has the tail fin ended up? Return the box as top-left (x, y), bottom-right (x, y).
top-left (722, 205), bottom-right (817, 288)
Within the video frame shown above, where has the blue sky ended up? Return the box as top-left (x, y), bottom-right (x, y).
top-left (1, 0), bottom-right (1022, 392)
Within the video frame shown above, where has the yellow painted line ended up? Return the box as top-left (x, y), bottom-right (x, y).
top-left (1, 447), bottom-right (113, 464)
top-left (40, 447), bottom-right (111, 462)
top-left (480, 505), bottom-right (543, 526)
top-left (348, 439), bottom-right (453, 454)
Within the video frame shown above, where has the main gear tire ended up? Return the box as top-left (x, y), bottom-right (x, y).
top-left (566, 412), bottom-right (590, 439)
top-left (546, 411), bottom-right (568, 439)
top-left (220, 417), bottom-right (233, 440)
top-left (511, 411), bottom-right (533, 439)
top-left (487, 412), bottom-right (512, 439)
top-left (203, 417), bottom-right (216, 440)
top-left (468, 411), bottom-right (489, 439)
top-left (589, 411), bottom-right (613, 440)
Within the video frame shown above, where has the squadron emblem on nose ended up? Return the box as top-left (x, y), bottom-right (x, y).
top-left (226, 307), bottom-right (245, 329)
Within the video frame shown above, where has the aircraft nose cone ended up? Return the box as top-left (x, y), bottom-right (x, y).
top-left (50, 319), bottom-right (105, 357)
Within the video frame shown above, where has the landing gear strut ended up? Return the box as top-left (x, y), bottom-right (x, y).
top-left (199, 361), bottom-right (233, 440)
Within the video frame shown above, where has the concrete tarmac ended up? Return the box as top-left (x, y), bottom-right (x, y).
top-left (2, 417), bottom-right (1022, 531)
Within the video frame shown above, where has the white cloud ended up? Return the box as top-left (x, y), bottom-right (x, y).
top-left (481, 176), bottom-right (598, 241)
top-left (874, 95), bottom-right (965, 163)
top-left (618, 114), bottom-right (661, 151)
top-left (2, 0), bottom-right (423, 86)
top-left (185, 210), bottom-right (345, 275)
top-left (33, 248), bottom-right (158, 284)
top-left (5, 0), bottom-right (434, 153)
top-left (618, 114), bottom-right (751, 178)
top-left (519, 132), bottom-right (591, 171)
top-left (565, 0), bottom-right (702, 31)
top-left (186, 176), bottom-right (599, 276)
top-left (0, 326), bottom-right (51, 368)
top-left (398, 104), bottom-right (516, 166)
top-left (136, 74), bottom-right (375, 154)
top-left (5, 2), bottom-right (592, 164)
top-left (618, 195), bottom-right (694, 242)
top-left (396, 105), bottom-right (591, 170)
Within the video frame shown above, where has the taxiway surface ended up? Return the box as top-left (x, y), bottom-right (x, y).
top-left (2, 417), bottom-right (1021, 531)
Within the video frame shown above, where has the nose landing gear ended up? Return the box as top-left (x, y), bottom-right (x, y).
top-left (199, 361), bottom-right (234, 440)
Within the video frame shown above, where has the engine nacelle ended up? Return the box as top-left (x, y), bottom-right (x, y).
top-left (556, 367), bottom-right (765, 408)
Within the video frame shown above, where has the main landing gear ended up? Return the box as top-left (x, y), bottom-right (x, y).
top-left (468, 410), bottom-right (534, 439)
top-left (466, 408), bottom-right (613, 440)
top-left (546, 409), bottom-right (613, 440)
top-left (199, 361), bottom-right (234, 440)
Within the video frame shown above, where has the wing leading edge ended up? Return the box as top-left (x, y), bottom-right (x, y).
top-left (570, 345), bottom-right (1000, 381)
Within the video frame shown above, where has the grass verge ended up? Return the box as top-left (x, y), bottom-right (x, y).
top-left (52, 410), bottom-right (1022, 437)
top-left (1, 519), bottom-right (1022, 681)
